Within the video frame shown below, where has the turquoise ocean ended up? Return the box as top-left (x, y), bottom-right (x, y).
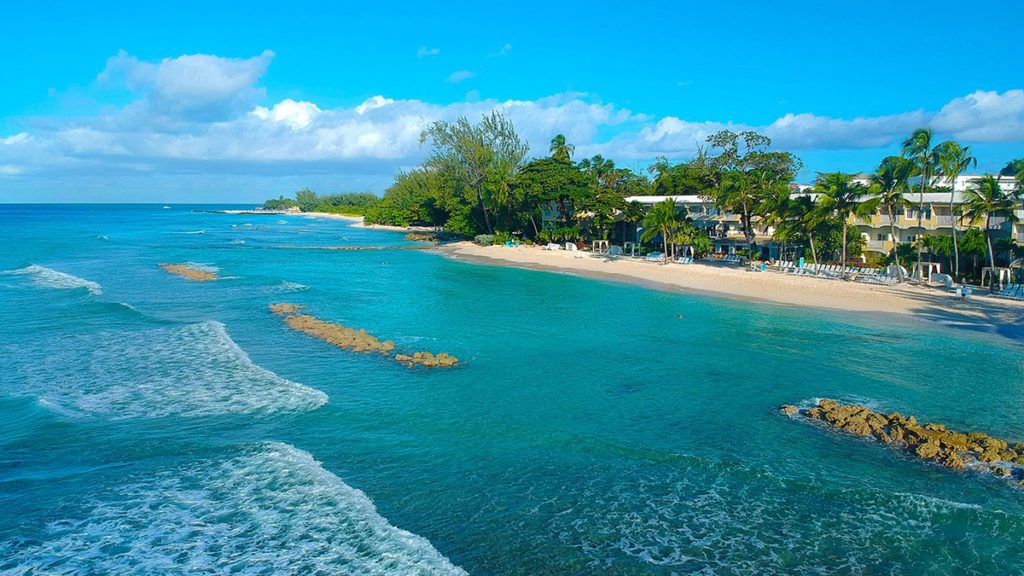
top-left (2, 204), bottom-right (1024, 575)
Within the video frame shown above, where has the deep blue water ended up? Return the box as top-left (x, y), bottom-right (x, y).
top-left (1, 204), bottom-right (1023, 575)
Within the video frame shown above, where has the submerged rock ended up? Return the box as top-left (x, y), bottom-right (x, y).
top-left (269, 303), bottom-right (458, 368)
top-left (160, 263), bottom-right (218, 281)
top-left (779, 404), bottom-right (799, 417)
top-left (269, 303), bottom-right (305, 316)
top-left (787, 399), bottom-right (1024, 489)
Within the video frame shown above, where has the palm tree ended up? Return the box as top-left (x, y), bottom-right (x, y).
top-left (640, 198), bottom-right (678, 262)
top-left (716, 171), bottom-right (759, 256)
top-left (549, 134), bottom-right (574, 162)
top-left (901, 128), bottom-right (939, 282)
top-left (789, 194), bottom-right (826, 271)
top-left (934, 141), bottom-right (976, 280)
top-left (860, 156), bottom-right (914, 281)
top-left (758, 184), bottom-right (795, 268)
top-left (961, 175), bottom-right (1022, 291)
top-left (814, 172), bottom-right (868, 279)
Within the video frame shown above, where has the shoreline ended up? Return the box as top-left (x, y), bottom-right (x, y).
top-left (437, 242), bottom-right (1024, 342)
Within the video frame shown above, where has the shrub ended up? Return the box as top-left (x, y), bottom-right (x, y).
top-left (474, 234), bottom-right (495, 246)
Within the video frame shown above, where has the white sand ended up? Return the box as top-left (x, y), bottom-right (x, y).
top-left (440, 242), bottom-right (1024, 338)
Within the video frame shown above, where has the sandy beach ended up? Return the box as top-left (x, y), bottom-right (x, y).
top-left (439, 242), bottom-right (1024, 340)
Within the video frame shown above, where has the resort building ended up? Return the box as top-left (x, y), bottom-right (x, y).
top-left (620, 174), bottom-right (1020, 262)
top-left (849, 174), bottom-right (1020, 258)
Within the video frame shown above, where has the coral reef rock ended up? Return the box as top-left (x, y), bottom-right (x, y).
top-left (160, 263), bottom-right (218, 281)
top-left (270, 303), bottom-right (458, 368)
top-left (782, 399), bottom-right (1024, 487)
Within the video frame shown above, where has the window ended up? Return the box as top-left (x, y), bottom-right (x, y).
top-left (876, 234), bottom-right (885, 241)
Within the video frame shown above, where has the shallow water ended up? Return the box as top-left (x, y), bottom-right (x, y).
top-left (1, 204), bottom-right (1023, 575)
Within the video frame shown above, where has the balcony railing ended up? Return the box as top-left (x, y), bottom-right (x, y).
top-left (865, 240), bottom-right (887, 251)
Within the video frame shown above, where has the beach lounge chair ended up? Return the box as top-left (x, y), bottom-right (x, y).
top-left (646, 252), bottom-right (664, 262)
top-left (608, 245), bottom-right (624, 256)
top-left (565, 242), bottom-right (578, 252)
top-left (543, 242), bottom-right (561, 251)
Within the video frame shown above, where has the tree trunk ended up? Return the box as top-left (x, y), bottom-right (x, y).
top-left (475, 184), bottom-right (493, 234)
top-left (916, 163), bottom-right (926, 282)
top-left (662, 228), bottom-right (669, 263)
top-left (529, 212), bottom-right (539, 238)
top-left (986, 215), bottom-right (996, 292)
top-left (841, 220), bottom-right (848, 279)
top-left (743, 212), bottom-right (754, 257)
top-left (888, 204), bottom-right (903, 282)
top-left (949, 188), bottom-right (960, 280)
top-left (809, 233), bottom-right (819, 271)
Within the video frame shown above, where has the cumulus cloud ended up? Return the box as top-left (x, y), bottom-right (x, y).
top-left (416, 46), bottom-right (441, 58)
top-left (252, 99), bottom-right (321, 130)
top-left (1, 49), bottom-right (1022, 196)
top-left (932, 89), bottom-right (1024, 142)
top-left (445, 70), bottom-right (475, 83)
top-left (97, 49), bottom-right (274, 121)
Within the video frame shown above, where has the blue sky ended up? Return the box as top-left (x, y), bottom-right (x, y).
top-left (1, 0), bottom-right (1021, 202)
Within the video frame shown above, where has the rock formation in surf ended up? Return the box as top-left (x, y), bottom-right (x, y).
top-left (270, 303), bottom-right (458, 368)
top-left (160, 263), bottom-right (218, 281)
top-left (781, 400), bottom-right (1024, 487)
top-left (404, 232), bottom-right (457, 243)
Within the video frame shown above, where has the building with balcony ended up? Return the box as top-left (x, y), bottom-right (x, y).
top-left (849, 174), bottom-right (1019, 258)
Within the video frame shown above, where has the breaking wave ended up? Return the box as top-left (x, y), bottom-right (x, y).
top-left (21, 320), bottom-right (327, 419)
top-left (0, 443), bottom-right (466, 575)
top-left (2, 264), bottom-right (102, 295)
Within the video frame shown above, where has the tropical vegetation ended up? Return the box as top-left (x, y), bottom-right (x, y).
top-left (264, 112), bottom-right (1024, 284)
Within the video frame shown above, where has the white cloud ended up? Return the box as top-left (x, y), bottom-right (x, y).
top-left (252, 99), bottom-right (321, 130)
top-left (1, 49), bottom-right (1022, 198)
top-left (932, 89), bottom-right (1024, 142)
top-left (1, 132), bottom-right (31, 146)
top-left (490, 43), bottom-right (512, 57)
top-left (416, 46), bottom-right (440, 58)
top-left (445, 70), bottom-right (475, 83)
top-left (354, 95), bottom-right (394, 115)
top-left (97, 49), bottom-right (274, 120)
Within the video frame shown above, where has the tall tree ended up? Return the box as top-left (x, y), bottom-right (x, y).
top-left (758, 184), bottom-right (796, 267)
top-left (702, 130), bottom-right (801, 257)
top-left (814, 172), bottom-right (868, 278)
top-left (1000, 158), bottom-right (1024, 176)
top-left (420, 110), bottom-right (528, 234)
top-left (640, 198), bottom-right (679, 262)
top-left (790, 194), bottom-right (826, 270)
top-left (549, 134), bottom-right (574, 162)
top-left (961, 175), bottom-right (1022, 291)
top-left (934, 141), bottom-right (976, 280)
top-left (512, 157), bottom-right (589, 236)
top-left (900, 128), bottom-right (939, 281)
top-left (860, 156), bottom-right (915, 281)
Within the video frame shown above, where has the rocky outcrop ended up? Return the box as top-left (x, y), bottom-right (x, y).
top-left (782, 399), bottom-right (1024, 487)
top-left (160, 263), bottom-right (218, 281)
top-left (394, 352), bottom-right (459, 368)
top-left (270, 303), bottom-right (458, 368)
top-left (405, 231), bottom-right (458, 243)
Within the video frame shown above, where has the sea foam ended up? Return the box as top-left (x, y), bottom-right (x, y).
top-left (23, 320), bottom-right (327, 419)
top-left (2, 264), bottom-right (103, 295)
top-left (0, 443), bottom-right (467, 575)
